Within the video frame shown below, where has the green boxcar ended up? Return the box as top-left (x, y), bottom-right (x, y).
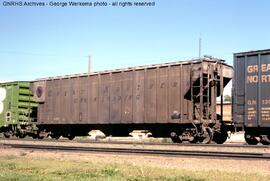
top-left (0, 82), bottom-right (38, 138)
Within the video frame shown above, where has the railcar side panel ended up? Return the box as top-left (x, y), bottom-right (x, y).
top-left (99, 74), bottom-right (110, 124)
top-left (145, 68), bottom-right (157, 123)
top-left (72, 78), bottom-right (80, 123)
top-left (133, 70), bottom-right (145, 124)
top-left (261, 54), bottom-right (270, 126)
top-left (88, 75), bottom-right (99, 123)
top-left (45, 80), bottom-right (53, 123)
top-left (246, 55), bottom-right (259, 127)
top-left (169, 65), bottom-right (181, 123)
top-left (53, 79), bottom-right (61, 123)
top-left (61, 78), bottom-right (70, 123)
top-left (110, 73), bottom-right (122, 124)
top-left (157, 67), bottom-right (168, 123)
top-left (79, 77), bottom-right (89, 123)
top-left (122, 71), bottom-right (133, 123)
top-left (233, 56), bottom-right (245, 127)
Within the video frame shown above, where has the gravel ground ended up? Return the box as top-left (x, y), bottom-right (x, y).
top-left (0, 132), bottom-right (269, 176)
top-left (0, 134), bottom-right (268, 154)
top-left (0, 147), bottom-right (270, 175)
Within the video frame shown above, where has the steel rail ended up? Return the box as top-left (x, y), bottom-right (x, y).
top-left (1, 143), bottom-right (270, 160)
top-left (0, 137), bottom-right (269, 149)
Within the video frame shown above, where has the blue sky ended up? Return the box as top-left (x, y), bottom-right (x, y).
top-left (0, 0), bottom-right (269, 85)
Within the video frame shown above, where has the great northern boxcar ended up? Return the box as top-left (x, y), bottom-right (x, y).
top-left (32, 57), bottom-right (233, 143)
top-left (233, 49), bottom-right (270, 145)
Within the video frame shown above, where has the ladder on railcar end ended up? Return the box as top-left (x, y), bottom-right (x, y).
top-left (190, 61), bottom-right (203, 122)
top-left (209, 61), bottom-right (223, 124)
top-left (190, 60), bottom-right (204, 123)
top-left (190, 61), bottom-right (222, 125)
top-left (218, 62), bottom-right (224, 124)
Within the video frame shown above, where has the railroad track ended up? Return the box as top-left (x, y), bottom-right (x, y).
top-left (0, 137), bottom-right (269, 149)
top-left (1, 143), bottom-right (270, 160)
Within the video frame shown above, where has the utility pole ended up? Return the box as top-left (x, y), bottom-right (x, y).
top-left (199, 34), bottom-right (202, 59)
top-left (88, 55), bottom-right (91, 73)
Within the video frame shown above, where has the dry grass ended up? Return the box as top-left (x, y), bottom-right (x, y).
top-left (0, 156), bottom-right (269, 181)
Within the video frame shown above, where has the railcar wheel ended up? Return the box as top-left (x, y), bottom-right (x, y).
top-left (260, 135), bottom-right (270, 145)
top-left (201, 127), bottom-right (213, 144)
top-left (51, 135), bottom-right (60, 140)
top-left (3, 132), bottom-right (11, 138)
top-left (37, 135), bottom-right (44, 139)
top-left (244, 133), bottom-right (258, 145)
top-left (171, 137), bottom-right (182, 143)
top-left (170, 132), bottom-right (182, 143)
top-left (213, 131), bottom-right (228, 144)
top-left (189, 136), bottom-right (198, 143)
top-left (18, 134), bottom-right (26, 139)
top-left (31, 134), bottom-right (43, 139)
top-left (54, 136), bottom-right (60, 140)
top-left (67, 135), bottom-right (75, 140)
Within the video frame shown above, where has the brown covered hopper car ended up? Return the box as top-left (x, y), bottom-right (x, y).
top-left (32, 57), bottom-right (233, 143)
